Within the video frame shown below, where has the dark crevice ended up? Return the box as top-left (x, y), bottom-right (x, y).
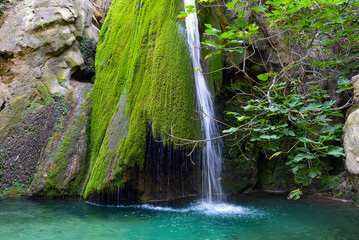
top-left (71, 68), bottom-right (95, 83)
top-left (255, 152), bottom-right (267, 190)
top-left (87, 181), bottom-right (139, 206)
top-left (0, 101), bottom-right (6, 112)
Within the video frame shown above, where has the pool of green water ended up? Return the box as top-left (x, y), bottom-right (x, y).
top-left (1, 193), bottom-right (358, 240)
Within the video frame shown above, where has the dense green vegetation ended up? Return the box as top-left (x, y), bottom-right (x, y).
top-left (85, 0), bottom-right (200, 198)
top-left (181, 0), bottom-right (359, 199)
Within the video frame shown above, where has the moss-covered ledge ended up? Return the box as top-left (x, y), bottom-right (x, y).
top-left (85, 0), bottom-right (201, 199)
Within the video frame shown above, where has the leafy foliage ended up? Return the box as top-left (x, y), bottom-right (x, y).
top-left (0, 0), bottom-right (21, 18)
top-left (79, 36), bottom-right (96, 74)
top-left (0, 0), bottom-right (10, 17)
top-left (180, 0), bottom-right (359, 198)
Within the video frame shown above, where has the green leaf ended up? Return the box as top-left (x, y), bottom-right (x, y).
top-left (283, 128), bottom-right (295, 136)
top-left (226, 1), bottom-right (236, 9)
top-left (288, 189), bottom-right (303, 200)
top-left (292, 166), bottom-right (299, 173)
top-left (269, 151), bottom-right (283, 160)
top-left (204, 23), bottom-right (213, 29)
top-left (325, 145), bottom-right (345, 157)
top-left (243, 104), bottom-right (255, 111)
top-left (236, 116), bottom-right (250, 122)
top-left (294, 153), bottom-right (316, 162)
top-left (308, 169), bottom-right (318, 178)
top-left (298, 137), bottom-right (316, 144)
top-left (257, 73), bottom-right (270, 81)
top-left (223, 127), bottom-right (238, 133)
top-left (226, 111), bottom-right (239, 116)
top-left (250, 5), bottom-right (266, 12)
top-left (260, 134), bottom-right (279, 140)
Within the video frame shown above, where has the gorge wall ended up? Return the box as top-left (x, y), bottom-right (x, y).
top-left (1, 0), bottom-right (358, 203)
top-left (0, 0), bottom-right (99, 196)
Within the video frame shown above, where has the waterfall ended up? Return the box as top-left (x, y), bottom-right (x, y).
top-left (184, 0), bottom-right (223, 202)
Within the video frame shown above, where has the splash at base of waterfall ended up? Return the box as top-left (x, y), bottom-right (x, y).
top-left (86, 201), bottom-right (247, 216)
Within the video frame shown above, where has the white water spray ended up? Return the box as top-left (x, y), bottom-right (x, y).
top-left (184, 0), bottom-right (223, 202)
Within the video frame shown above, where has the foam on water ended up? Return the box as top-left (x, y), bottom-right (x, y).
top-left (87, 201), bottom-right (253, 216)
top-left (193, 202), bottom-right (244, 215)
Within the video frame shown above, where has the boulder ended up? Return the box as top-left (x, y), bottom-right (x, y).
top-left (344, 74), bottom-right (359, 175)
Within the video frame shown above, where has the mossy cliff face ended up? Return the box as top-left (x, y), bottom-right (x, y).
top-left (28, 85), bottom-right (93, 197)
top-left (0, 0), bottom-right (98, 196)
top-left (85, 0), bottom-right (200, 200)
top-left (0, 0), bottom-right (99, 141)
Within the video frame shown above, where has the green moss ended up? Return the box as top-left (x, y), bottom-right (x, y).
top-left (4, 188), bottom-right (20, 197)
top-left (36, 82), bottom-right (51, 100)
top-left (85, 0), bottom-right (200, 197)
top-left (56, 69), bottom-right (67, 82)
top-left (69, 101), bottom-right (93, 196)
top-left (42, 109), bottom-right (88, 196)
top-left (0, 18), bottom-right (4, 28)
top-left (65, 50), bottom-right (81, 69)
top-left (10, 95), bottom-right (30, 111)
top-left (0, 94), bottom-right (30, 141)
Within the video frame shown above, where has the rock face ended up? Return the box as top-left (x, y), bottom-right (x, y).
top-left (28, 84), bottom-right (92, 197)
top-left (0, 0), bottom-right (98, 196)
top-left (336, 74), bottom-right (359, 200)
top-left (0, 0), bottom-right (98, 105)
top-left (344, 75), bottom-right (359, 175)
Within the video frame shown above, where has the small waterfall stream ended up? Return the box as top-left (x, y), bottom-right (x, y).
top-left (184, 0), bottom-right (223, 202)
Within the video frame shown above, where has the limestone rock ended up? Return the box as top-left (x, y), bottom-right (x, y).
top-left (344, 74), bottom-right (359, 175)
top-left (28, 83), bottom-right (92, 196)
top-left (0, 0), bottom-right (98, 139)
top-left (344, 110), bottom-right (359, 175)
top-left (0, 0), bottom-right (98, 196)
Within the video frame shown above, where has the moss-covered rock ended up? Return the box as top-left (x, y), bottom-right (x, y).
top-left (0, 95), bottom-right (30, 141)
top-left (85, 0), bottom-right (200, 199)
top-left (28, 84), bottom-right (92, 197)
top-left (0, 94), bottom-right (67, 195)
top-left (0, 0), bottom-right (100, 198)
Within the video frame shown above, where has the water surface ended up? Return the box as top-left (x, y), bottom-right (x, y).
top-left (1, 194), bottom-right (358, 240)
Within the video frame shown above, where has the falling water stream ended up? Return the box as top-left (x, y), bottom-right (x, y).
top-left (184, 0), bottom-right (223, 202)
